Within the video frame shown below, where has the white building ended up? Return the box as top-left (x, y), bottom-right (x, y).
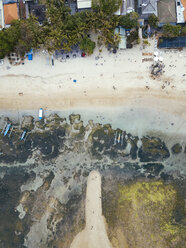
top-left (77, 0), bottom-right (91, 9)
top-left (176, 0), bottom-right (185, 23)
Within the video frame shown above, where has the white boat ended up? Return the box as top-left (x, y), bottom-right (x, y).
top-left (114, 131), bottom-right (117, 145)
top-left (39, 108), bottom-right (43, 120)
top-left (117, 133), bottom-right (121, 143)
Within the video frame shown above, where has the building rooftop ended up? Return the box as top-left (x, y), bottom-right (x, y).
top-left (158, 0), bottom-right (176, 24)
top-left (4, 3), bottom-right (18, 25)
top-left (176, 0), bottom-right (185, 23)
top-left (138, 0), bottom-right (158, 15)
top-left (30, 4), bottom-right (46, 23)
top-left (0, 0), bottom-right (4, 29)
top-left (114, 26), bottom-right (126, 49)
top-left (159, 36), bottom-right (186, 48)
top-left (3, 0), bottom-right (17, 4)
top-left (77, 0), bottom-right (91, 9)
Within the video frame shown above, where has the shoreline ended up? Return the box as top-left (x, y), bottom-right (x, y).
top-left (1, 88), bottom-right (186, 142)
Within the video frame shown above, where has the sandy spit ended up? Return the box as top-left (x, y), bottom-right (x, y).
top-left (70, 170), bottom-right (112, 248)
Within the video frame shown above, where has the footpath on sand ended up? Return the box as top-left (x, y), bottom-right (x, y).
top-left (70, 170), bottom-right (112, 248)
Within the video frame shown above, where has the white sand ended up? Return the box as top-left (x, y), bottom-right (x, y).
top-left (0, 39), bottom-right (186, 111)
top-left (70, 170), bottom-right (112, 248)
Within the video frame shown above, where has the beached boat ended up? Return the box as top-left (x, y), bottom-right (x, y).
top-left (39, 108), bottom-right (43, 120)
top-left (20, 130), bottom-right (27, 141)
top-left (4, 123), bottom-right (11, 136)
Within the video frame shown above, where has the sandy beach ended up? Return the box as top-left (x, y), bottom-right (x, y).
top-left (0, 38), bottom-right (186, 112)
top-left (70, 170), bottom-right (112, 248)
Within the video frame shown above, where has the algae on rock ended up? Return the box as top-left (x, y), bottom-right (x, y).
top-left (104, 181), bottom-right (186, 248)
top-left (138, 136), bottom-right (170, 162)
top-left (171, 143), bottom-right (182, 154)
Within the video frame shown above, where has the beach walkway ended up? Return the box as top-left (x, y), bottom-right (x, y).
top-left (70, 170), bottom-right (112, 248)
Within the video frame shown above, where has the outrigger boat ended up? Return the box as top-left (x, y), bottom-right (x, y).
top-left (1, 122), bottom-right (8, 134)
top-left (39, 108), bottom-right (43, 120)
top-left (117, 133), bottom-right (121, 143)
top-left (20, 130), bottom-right (27, 141)
top-left (4, 123), bottom-right (11, 136)
top-left (114, 131), bottom-right (124, 146)
top-left (114, 131), bottom-right (117, 145)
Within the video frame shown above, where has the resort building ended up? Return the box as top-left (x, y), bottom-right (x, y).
top-left (138, 0), bottom-right (158, 20)
top-left (3, 1), bottom-right (19, 27)
top-left (157, 0), bottom-right (176, 26)
top-left (159, 36), bottom-right (186, 48)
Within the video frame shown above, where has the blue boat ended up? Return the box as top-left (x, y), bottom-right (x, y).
top-left (4, 123), bottom-right (11, 136)
top-left (1, 122), bottom-right (7, 134)
top-left (20, 130), bottom-right (27, 141)
top-left (39, 108), bottom-right (43, 120)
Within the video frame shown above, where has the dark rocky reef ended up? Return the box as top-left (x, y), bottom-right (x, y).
top-left (0, 113), bottom-right (186, 248)
top-left (0, 114), bottom-right (180, 169)
top-left (138, 136), bottom-right (170, 162)
top-left (171, 143), bottom-right (182, 155)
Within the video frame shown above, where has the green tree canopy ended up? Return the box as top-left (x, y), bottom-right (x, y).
top-left (79, 36), bottom-right (96, 54)
top-left (0, 15), bottom-right (42, 58)
top-left (148, 14), bottom-right (159, 28)
top-left (44, 0), bottom-right (95, 53)
top-left (162, 24), bottom-right (181, 38)
top-left (180, 26), bottom-right (186, 36)
top-left (92, 0), bottom-right (122, 15)
top-left (0, 0), bottom-right (140, 58)
top-left (119, 12), bottom-right (139, 29)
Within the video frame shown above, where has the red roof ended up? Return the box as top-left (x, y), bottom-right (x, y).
top-left (181, 0), bottom-right (186, 21)
top-left (4, 3), bottom-right (19, 25)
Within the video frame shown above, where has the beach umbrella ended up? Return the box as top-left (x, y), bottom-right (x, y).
top-left (154, 57), bottom-right (159, 62)
top-left (159, 56), bottom-right (163, 62)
